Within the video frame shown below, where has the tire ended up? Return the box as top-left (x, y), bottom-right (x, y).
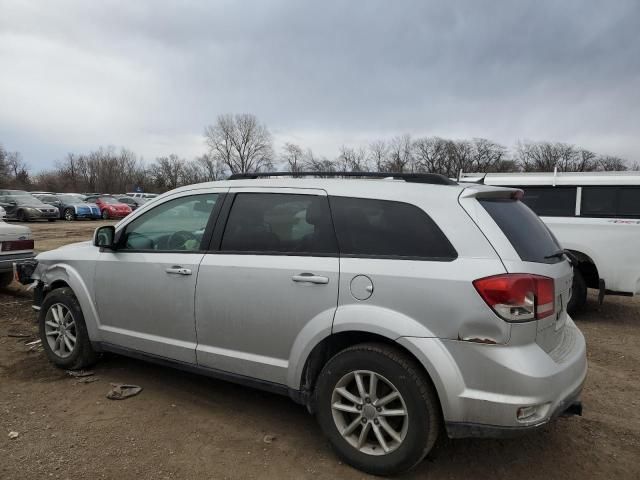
top-left (48, 219), bottom-right (56, 222)
top-left (0, 272), bottom-right (13, 288)
top-left (315, 343), bottom-right (441, 476)
top-left (64, 208), bottom-right (76, 221)
top-left (568, 269), bottom-right (587, 315)
top-left (38, 287), bottom-right (98, 370)
top-left (16, 210), bottom-right (26, 222)
top-left (101, 210), bottom-right (109, 220)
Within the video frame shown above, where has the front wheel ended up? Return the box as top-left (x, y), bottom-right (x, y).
top-left (16, 210), bottom-right (26, 222)
top-left (568, 269), bottom-right (587, 315)
top-left (39, 287), bottom-right (98, 370)
top-left (315, 343), bottom-right (441, 476)
top-left (64, 208), bottom-right (76, 221)
top-left (101, 210), bottom-right (109, 220)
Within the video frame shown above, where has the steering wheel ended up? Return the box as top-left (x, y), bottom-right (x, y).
top-left (167, 230), bottom-right (198, 250)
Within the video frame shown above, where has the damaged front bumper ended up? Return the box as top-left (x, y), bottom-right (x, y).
top-left (13, 259), bottom-right (44, 310)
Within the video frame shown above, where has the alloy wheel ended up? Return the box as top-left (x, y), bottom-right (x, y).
top-left (331, 370), bottom-right (409, 456)
top-left (44, 303), bottom-right (77, 358)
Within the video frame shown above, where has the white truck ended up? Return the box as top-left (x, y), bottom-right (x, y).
top-left (460, 171), bottom-right (640, 312)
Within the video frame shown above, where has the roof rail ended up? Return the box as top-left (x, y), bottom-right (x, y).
top-left (227, 171), bottom-right (457, 185)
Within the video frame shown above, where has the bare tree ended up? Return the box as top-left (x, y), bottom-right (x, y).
top-left (302, 148), bottom-right (336, 172)
top-left (150, 154), bottom-right (184, 191)
top-left (196, 153), bottom-right (227, 181)
top-left (281, 143), bottom-right (304, 173)
top-left (596, 155), bottom-right (628, 171)
top-left (387, 134), bottom-right (414, 172)
top-left (204, 114), bottom-right (273, 173)
top-left (337, 145), bottom-right (368, 172)
top-left (368, 140), bottom-right (389, 172)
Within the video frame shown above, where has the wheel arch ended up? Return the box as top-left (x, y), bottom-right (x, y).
top-left (567, 249), bottom-right (600, 289)
top-left (296, 330), bottom-right (450, 420)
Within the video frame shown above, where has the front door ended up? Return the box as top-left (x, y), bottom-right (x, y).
top-left (94, 191), bottom-right (223, 363)
top-left (195, 189), bottom-right (339, 385)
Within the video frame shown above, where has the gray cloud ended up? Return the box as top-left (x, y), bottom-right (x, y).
top-left (1, 0), bottom-right (639, 170)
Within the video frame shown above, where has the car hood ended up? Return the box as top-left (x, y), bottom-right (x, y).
top-left (36, 240), bottom-right (93, 259)
top-left (0, 221), bottom-right (32, 240)
top-left (107, 203), bottom-right (131, 209)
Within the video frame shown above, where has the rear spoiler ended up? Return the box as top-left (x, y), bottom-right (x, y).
top-left (458, 184), bottom-right (524, 200)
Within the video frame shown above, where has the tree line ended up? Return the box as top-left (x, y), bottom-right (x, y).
top-left (1, 113), bottom-right (637, 193)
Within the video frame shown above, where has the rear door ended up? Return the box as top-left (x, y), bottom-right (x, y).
top-left (460, 188), bottom-right (573, 352)
top-left (194, 188), bottom-right (339, 385)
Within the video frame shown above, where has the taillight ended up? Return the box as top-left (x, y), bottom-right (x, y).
top-left (1, 239), bottom-right (34, 252)
top-left (473, 274), bottom-right (555, 322)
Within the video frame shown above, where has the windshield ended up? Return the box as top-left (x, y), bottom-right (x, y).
top-left (60, 194), bottom-right (86, 203)
top-left (10, 194), bottom-right (45, 206)
top-left (100, 196), bottom-right (119, 204)
top-left (479, 198), bottom-right (563, 264)
top-left (37, 195), bottom-right (59, 203)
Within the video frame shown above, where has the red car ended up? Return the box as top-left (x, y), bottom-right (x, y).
top-left (84, 195), bottom-right (132, 220)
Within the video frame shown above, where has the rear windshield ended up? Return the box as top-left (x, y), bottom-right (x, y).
top-left (479, 198), bottom-right (562, 264)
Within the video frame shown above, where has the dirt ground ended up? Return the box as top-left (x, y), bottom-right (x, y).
top-left (1, 220), bottom-right (639, 479)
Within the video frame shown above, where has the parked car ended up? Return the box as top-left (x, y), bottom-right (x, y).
top-left (116, 195), bottom-right (145, 211)
top-left (0, 217), bottom-right (34, 288)
top-left (0, 190), bottom-right (59, 222)
top-left (83, 195), bottom-right (132, 219)
top-left (460, 171), bottom-right (640, 312)
top-left (127, 192), bottom-right (158, 200)
top-left (0, 206), bottom-right (5, 219)
top-left (50, 194), bottom-right (102, 221)
top-left (17, 172), bottom-right (586, 476)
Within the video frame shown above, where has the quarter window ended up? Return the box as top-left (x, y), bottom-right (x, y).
top-left (120, 194), bottom-right (218, 251)
top-left (220, 193), bottom-right (337, 254)
top-left (329, 197), bottom-right (457, 260)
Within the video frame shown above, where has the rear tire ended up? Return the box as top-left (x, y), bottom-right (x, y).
top-left (568, 269), bottom-right (587, 315)
top-left (315, 343), bottom-right (440, 476)
top-left (39, 287), bottom-right (98, 370)
top-left (0, 272), bottom-right (13, 288)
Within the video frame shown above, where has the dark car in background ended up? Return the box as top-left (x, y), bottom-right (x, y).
top-left (116, 195), bottom-right (145, 211)
top-left (33, 194), bottom-right (101, 221)
top-left (0, 190), bottom-right (58, 222)
top-left (84, 195), bottom-right (132, 219)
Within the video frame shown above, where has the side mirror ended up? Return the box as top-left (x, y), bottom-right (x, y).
top-left (94, 225), bottom-right (116, 249)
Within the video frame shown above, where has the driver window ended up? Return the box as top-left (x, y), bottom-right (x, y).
top-left (120, 194), bottom-right (218, 251)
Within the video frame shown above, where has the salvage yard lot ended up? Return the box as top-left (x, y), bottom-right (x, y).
top-left (1, 221), bottom-right (639, 479)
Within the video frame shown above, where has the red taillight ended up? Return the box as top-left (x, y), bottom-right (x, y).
top-left (473, 274), bottom-right (555, 322)
top-left (1, 239), bottom-right (34, 252)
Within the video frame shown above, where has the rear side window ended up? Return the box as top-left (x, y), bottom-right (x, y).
top-left (220, 193), bottom-right (337, 254)
top-left (329, 197), bottom-right (457, 260)
top-left (581, 186), bottom-right (640, 218)
top-left (519, 187), bottom-right (576, 217)
top-left (479, 198), bottom-right (562, 264)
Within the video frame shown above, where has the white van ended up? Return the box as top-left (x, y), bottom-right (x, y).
top-left (460, 171), bottom-right (640, 312)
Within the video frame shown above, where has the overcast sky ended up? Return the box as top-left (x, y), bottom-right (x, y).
top-left (1, 0), bottom-right (639, 171)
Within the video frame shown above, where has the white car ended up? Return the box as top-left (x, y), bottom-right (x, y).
top-left (0, 217), bottom-right (35, 287)
top-left (0, 205), bottom-right (5, 218)
top-left (460, 171), bottom-right (640, 312)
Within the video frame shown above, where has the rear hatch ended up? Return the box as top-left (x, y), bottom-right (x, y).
top-left (459, 185), bottom-right (572, 353)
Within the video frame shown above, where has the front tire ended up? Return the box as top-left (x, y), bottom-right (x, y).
top-left (16, 210), bottom-right (26, 222)
top-left (39, 287), bottom-right (98, 370)
top-left (568, 269), bottom-right (587, 314)
top-left (101, 210), bottom-right (109, 220)
top-left (315, 343), bottom-right (440, 476)
top-left (64, 208), bottom-right (76, 221)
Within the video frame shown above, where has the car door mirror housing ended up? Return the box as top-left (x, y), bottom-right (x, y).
top-left (94, 225), bottom-right (116, 249)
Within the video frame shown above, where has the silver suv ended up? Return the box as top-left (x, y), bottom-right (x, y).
top-left (20, 173), bottom-right (587, 475)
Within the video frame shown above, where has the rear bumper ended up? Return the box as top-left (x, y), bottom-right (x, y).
top-left (0, 252), bottom-right (35, 273)
top-left (399, 318), bottom-right (587, 438)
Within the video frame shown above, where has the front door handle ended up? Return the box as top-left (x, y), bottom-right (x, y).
top-left (165, 266), bottom-right (192, 275)
top-left (292, 273), bottom-right (329, 284)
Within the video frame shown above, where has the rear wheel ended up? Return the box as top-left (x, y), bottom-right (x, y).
top-left (64, 208), bottom-right (76, 221)
top-left (39, 288), bottom-right (98, 370)
top-left (568, 269), bottom-right (587, 314)
top-left (0, 272), bottom-right (13, 288)
top-left (315, 343), bottom-right (440, 476)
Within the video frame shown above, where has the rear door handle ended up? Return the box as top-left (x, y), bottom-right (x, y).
top-left (165, 266), bottom-right (192, 276)
top-left (292, 273), bottom-right (329, 284)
